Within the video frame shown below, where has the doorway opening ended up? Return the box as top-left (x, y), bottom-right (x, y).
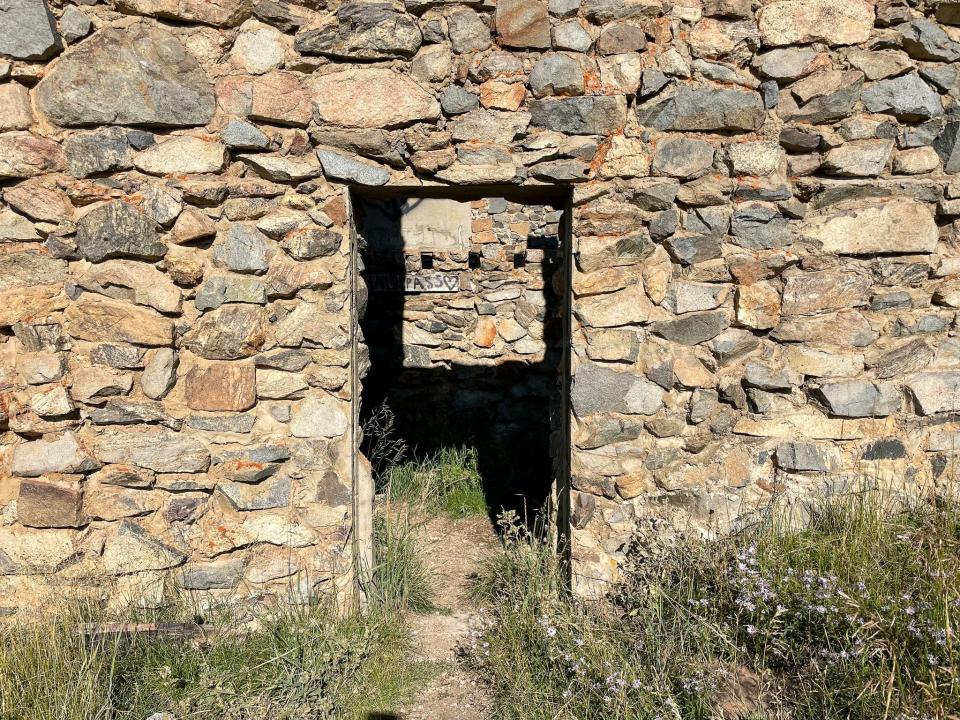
top-left (350, 187), bottom-right (571, 534)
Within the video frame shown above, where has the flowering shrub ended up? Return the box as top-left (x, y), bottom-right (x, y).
top-left (467, 491), bottom-right (960, 719)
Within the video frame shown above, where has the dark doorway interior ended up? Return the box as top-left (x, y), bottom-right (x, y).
top-left (353, 189), bottom-right (569, 528)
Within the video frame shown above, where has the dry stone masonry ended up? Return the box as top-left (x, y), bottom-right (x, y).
top-left (2, 0), bottom-right (960, 610)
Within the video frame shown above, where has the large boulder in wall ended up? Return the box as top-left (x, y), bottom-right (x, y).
top-left (36, 23), bottom-right (216, 127)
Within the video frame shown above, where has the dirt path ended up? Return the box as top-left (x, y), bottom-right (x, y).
top-left (403, 515), bottom-right (498, 720)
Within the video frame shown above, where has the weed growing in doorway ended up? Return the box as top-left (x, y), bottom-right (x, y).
top-left (384, 446), bottom-right (487, 519)
top-left (370, 511), bottom-right (436, 614)
top-left (465, 488), bottom-right (960, 719)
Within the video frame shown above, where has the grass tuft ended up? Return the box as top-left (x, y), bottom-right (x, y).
top-left (383, 446), bottom-right (488, 520)
top-left (370, 511), bottom-right (436, 614)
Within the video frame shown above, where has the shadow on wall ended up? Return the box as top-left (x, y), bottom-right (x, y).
top-left (353, 193), bottom-right (568, 528)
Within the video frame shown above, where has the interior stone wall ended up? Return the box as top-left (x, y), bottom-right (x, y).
top-left (3, 0), bottom-right (960, 611)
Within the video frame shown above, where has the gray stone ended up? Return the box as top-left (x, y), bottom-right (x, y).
top-left (934, 122), bottom-right (960, 174)
top-left (822, 139), bottom-right (894, 177)
top-left (239, 153), bottom-right (322, 182)
top-left (447, 8), bottom-right (491, 53)
top-left (906, 372), bottom-right (960, 415)
top-left (649, 209), bottom-right (678, 240)
top-left (289, 394), bottom-right (348, 438)
top-left (88, 398), bottom-right (179, 428)
top-left (899, 19), bottom-right (960, 62)
top-left (752, 48), bottom-right (822, 81)
top-left (776, 441), bottom-right (839, 472)
top-left (730, 203), bottom-right (792, 248)
top-left (195, 275), bottom-right (266, 310)
top-left (186, 414), bottom-right (256, 433)
top-left (141, 184), bottom-right (183, 227)
top-left (316, 149), bottom-right (390, 185)
top-left (552, 20), bottom-right (592, 52)
top-left (141, 349), bottom-right (178, 400)
top-left (37, 24), bottom-right (215, 127)
top-left (180, 558), bottom-right (245, 590)
top-left (295, 3), bottom-right (422, 60)
top-left (90, 345), bottom-right (145, 370)
top-left (184, 305), bottom-right (264, 360)
top-left (219, 475), bottom-right (291, 511)
top-left (598, 21), bottom-right (647, 55)
top-left (212, 225), bottom-right (273, 274)
top-left (862, 438), bottom-right (907, 461)
top-left (529, 96), bottom-right (627, 135)
top-left (922, 66), bottom-right (957, 97)
top-left (256, 349), bottom-right (311, 372)
top-left (761, 80), bottom-right (778, 109)
top-left (636, 82), bottom-right (766, 132)
top-left (281, 228), bottom-right (341, 260)
top-left (530, 53), bottom-right (585, 98)
top-left (441, 86), bottom-right (479, 115)
top-left (63, 128), bottom-right (132, 178)
top-left (709, 328), bottom-right (760, 364)
top-left (76, 202), bottom-right (165, 262)
top-left (60, 6), bottom-right (92, 43)
top-left (0, 0), bottom-right (61, 60)
top-left (11, 432), bottom-right (100, 477)
top-left (581, 0), bottom-right (662, 23)
top-left (862, 73), bottom-right (942, 121)
top-left (549, 0), bottom-right (579, 16)
top-left (816, 381), bottom-right (900, 418)
top-left (845, 49), bottom-right (914, 81)
top-left (254, 0), bottom-right (307, 31)
top-left (639, 69), bottom-right (669, 97)
top-left (683, 206), bottom-right (730, 236)
top-left (779, 71), bottom-right (864, 123)
top-left (779, 126), bottom-right (822, 153)
top-left (744, 361), bottom-right (799, 391)
top-left (222, 120), bottom-right (271, 150)
top-left (651, 137), bottom-right (714, 178)
top-left (664, 234), bottom-right (722, 265)
top-left (652, 311), bottom-right (730, 345)
top-left (103, 521), bottom-right (185, 574)
top-left (93, 428), bottom-right (210, 473)
top-left (571, 362), bottom-right (664, 416)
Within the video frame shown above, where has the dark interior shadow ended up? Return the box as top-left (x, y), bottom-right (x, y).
top-left (364, 713), bottom-right (401, 720)
top-left (354, 193), bottom-right (567, 531)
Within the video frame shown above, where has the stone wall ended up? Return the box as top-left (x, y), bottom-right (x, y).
top-left (3, 0), bottom-right (960, 611)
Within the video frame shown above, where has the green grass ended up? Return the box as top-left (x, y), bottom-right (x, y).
top-left (0, 601), bottom-right (422, 720)
top-left (466, 488), bottom-right (960, 719)
top-left (382, 446), bottom-right (488, 519)
top-left (0, 503), bottom-right (438, 720)
top-left (370, 511), bottom-right (436, 613)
